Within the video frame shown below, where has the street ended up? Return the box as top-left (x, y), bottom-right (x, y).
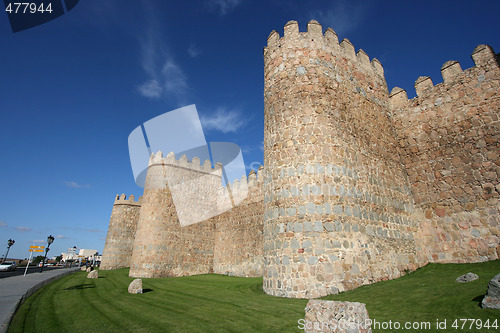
top-left (0, 266), bottom-right (64, 279)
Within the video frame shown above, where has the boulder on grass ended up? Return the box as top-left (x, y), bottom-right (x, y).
top-left (87, 270), bottom-right (98, 279)
top-left (128, 278), bottom-right (143, 294)
top-left (482, 273), bottom-right (500, 309)
top-left (456, 272), bottom-right (479, 283)
top-left (304, 300), bottom-right (371, 332)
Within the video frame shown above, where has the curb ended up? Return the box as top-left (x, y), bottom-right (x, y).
top-left (0, 268), bottom-right (80, 333)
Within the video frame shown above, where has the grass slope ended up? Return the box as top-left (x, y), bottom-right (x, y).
top-left (8, 260), bottom-right (500, 333)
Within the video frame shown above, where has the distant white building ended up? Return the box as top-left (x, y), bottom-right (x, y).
top-left (61, 248), bottom-right (101, 262)
top-left (79, 249), bottom-right (98, 257)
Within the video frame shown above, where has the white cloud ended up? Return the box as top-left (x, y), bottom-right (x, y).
top-left (0, 221), bottom-right (7, 227)
top-left (33, 239), bottom-right (46, 244)
top-left (308, 1), bottom-right (369, 36)
top-left (188, 43), bottom-right (201, 58)
top-left (209, 0), bottom-right (241, 15)
top-left (136, 8), bottom-right (188, 102)
top-left (15, 226), bottom-right (31, 232)
top-left (56, 234), bottom-right (69, 239)
top-left (64, 181), bottom-right (91, 189)
top-left (200, 108), bottom-right (246, 133)
top-left (137, 79), bottom-right (162, 98)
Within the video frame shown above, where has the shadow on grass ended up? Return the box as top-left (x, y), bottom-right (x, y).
top-left (472, 294), bottom-right (485, 307)
top-left (143, 288), bottom-right (153, 293)
top-left (64, 284), bottom-right (95, 290)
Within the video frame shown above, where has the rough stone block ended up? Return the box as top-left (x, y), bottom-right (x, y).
top-left (455, 272), bottom-right (479, 283)
top-left (87, 270), bottom-right (98, 279)
top-left (482, 273), bottom-right (500, 309)
top-left (128, 278), bottom-right (143, 294)
top-left (304, 300), bottom-right (371, 332)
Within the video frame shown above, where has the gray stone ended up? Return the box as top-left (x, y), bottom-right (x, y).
top-left (128, 278), bottom-right (143, 294)
top-left (308, 256), bottom-right (318, 264)
top-left (313, 221), bottom-right (323, 232)
top-left (304, 221), bottom-right (313, 232)
top-left (455, 272), bottom-right (479, 283)
top-left (304, 300), bottom-right (371, 333)
top-left (470, 228), bottom-right (481, 237)
top-left (482, 273), bottom-right (500, 309)
top-left (324, 222), bottom-right (334, 232)
top-left (87, 270), bottom-right (98, 279)
top-left (291, 239), bottom-right (301, 249)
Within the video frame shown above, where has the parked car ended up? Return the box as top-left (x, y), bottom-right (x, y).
top-left (0, 261), bottom-right (17, 271)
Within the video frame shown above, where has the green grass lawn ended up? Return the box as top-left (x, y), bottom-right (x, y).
top-left (8, 260), bottom-right (500, 333)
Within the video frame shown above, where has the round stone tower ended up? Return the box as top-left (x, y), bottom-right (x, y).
top-left (263, 20), bottom-right (421, 298)
top-left (129, 151), bottom-right (221, 278)
top-left (101, 194), bottom-right (141, 270)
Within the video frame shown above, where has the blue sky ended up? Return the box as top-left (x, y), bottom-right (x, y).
top-left (1, 0), bottom-right (499, 259)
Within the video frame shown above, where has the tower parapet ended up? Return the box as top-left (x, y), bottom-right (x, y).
top-left (100, 194), bottom-right (141, 270)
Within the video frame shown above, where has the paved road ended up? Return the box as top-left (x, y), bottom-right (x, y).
top-left (0, 267), bottom-right (80, 333)
top-left (0, 266), bottom-right (61, 279)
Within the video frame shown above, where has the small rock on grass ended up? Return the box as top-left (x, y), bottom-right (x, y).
top-left (456, 272), bottom-right (479, 283)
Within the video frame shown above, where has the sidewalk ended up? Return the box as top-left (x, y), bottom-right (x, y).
top-left (0, 267), bottom-right (80, 333)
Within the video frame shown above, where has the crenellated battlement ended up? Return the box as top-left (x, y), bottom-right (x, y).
top-left (114, 193), bottom-right (142, 206)
top-left (266, 20), bottom-right (385, 79)
top-left (148, 151), bottom-right (222, 174)
top-left (389, 44), bottom-right (499, 108)
top-left (219, 165), bottom-right (264, 206)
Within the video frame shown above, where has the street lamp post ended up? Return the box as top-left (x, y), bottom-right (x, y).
top-left (40, 235), bottom-right (54, 273)
top-left (1, 239), bottom-right (15, 264)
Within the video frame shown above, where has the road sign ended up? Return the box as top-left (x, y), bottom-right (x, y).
top-left (29, 245), bottom-right (44, 252)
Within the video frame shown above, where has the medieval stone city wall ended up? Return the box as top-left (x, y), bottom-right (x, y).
top-left (263, 20), bottom-right (426, 299)
top-left (128, 152), bottom-right (218, 278)
top-left (100, 194), bottom-right (141, 270)
top-left (390, 44), bottom-right (500, 263)
top-left (102, 19), bottom-right (499, 300)
top-left (213, 166), bottom-right (265, 277)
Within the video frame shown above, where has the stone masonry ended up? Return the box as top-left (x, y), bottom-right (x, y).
top-left (102, 19), bottom-right (499, 299)
top-left (100, 194), bottom-right (141, 270)
top-left (390, 44), bottom-right (500, 262)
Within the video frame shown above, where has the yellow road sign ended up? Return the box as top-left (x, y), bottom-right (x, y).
top-left (30, 245), bottom-right (45, 249)
top-left (29, 249), bottom-right (44, 252)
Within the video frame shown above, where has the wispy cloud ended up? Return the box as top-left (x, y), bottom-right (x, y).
top-left (33, 239), bottom-right (46, 244)
top-left (56, 234), bottom-right (69, 239)
top-left (15, 226), bottom-right (31, 232)
top-left (64, 181), bottom-right (91, 189)
top-left (0, 221), bottom-right (7, 227)
top-left (308, 0), bottom-right (369, 36)
top-left (136, 6), bottom-right (188, 103)
top-left (188, 43), bottom-right (201, 58)
top-left (82, 228), bottom-right (103, 233)
top-left (200, 108), bottom-right (246, 133)
top-left (208, 0), bottom-right (241, 15)
top-left (137, 79), bottom-right (162, 98)
top-left (59, 226), bottom-right (104, 233)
